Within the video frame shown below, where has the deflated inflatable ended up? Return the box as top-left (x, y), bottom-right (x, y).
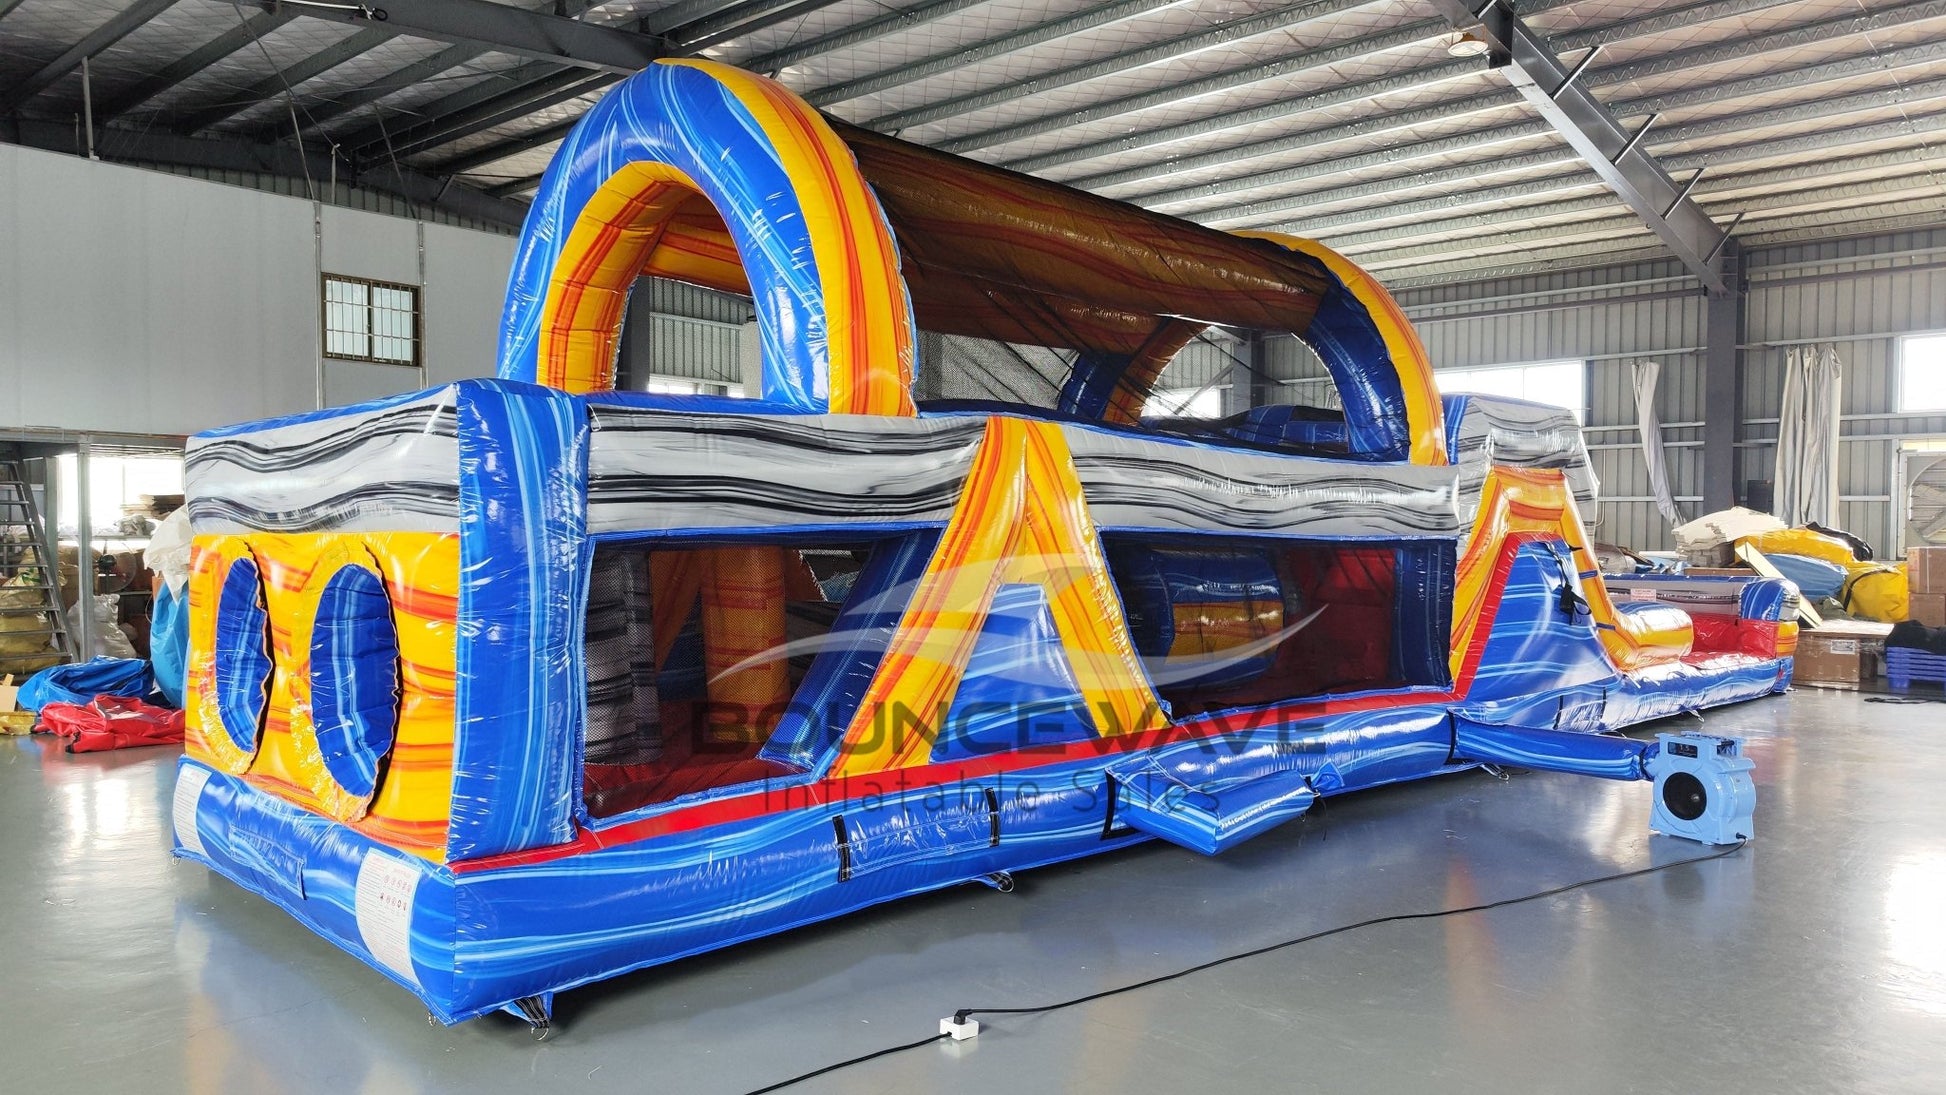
top-left (173, 59), bottom-right (1784, 1030)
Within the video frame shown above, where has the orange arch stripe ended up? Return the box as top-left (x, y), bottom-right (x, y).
top-left (689, 61), bottom-right (915, 416)
top-left (539, 163), bottom-right (703, 393)
top-left (531, 60), bottom-right (915, 414)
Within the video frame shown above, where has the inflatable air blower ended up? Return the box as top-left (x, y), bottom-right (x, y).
top-left (1648, 732), bottom-right (1755, 845)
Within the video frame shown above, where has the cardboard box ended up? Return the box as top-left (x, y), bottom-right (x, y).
top-left (1683, 544), bottom-right (1736, 569)
top-left (1912, 592), bottom-right (1946, 628)
top-left (1908, 546), bottom-right (1946, 595)
top-left (0, 675), bottom-right (26, 736)
top-left (1793, 619), bottom-right (1895, 688)
top-left (1794, 632), bottom-right (1864, 688)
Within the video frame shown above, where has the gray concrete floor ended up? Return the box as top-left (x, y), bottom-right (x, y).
top-left (3, 688), bottom-right (1942, 1094)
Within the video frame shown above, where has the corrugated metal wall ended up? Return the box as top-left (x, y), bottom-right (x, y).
top-left (1738, 233), bottom-right (1946, 554)
top-left (619, 279), bottom-right (750, 389)
top-left (637, 315), bottom-right (743, 385)
top-left (130, 160), bottom-right (516, 236)
top-left (1259, 333), bottom-right (1339, 409)
top-left (1395, 227), bottom-right (1946, 553)
top-left (0, 141), bottom-right (516, 434)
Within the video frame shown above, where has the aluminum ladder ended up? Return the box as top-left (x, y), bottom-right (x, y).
top-left (0, 460), bottom-right (75, 673)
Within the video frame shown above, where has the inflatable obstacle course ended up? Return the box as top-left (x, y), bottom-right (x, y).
top-left (174, 59), bottom-right (1782, 1030)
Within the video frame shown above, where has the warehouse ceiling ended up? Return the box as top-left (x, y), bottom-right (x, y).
top-left (3, 0), bottom-right (1945, 287)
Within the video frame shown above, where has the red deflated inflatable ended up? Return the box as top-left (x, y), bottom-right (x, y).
top-left (39, 695), bottom-right (185, 753)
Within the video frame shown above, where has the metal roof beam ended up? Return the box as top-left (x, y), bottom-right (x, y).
top-left (739, 0), bottom-right (990, 74)
top-left (257, 0), bottom-right (665, 158)
top-left (236, 1), bottom-right (631, 139)
top-left (1624, 34), bottom-right (1946, 113)
top-left (262, 0), bottom-right (664, 74)
top-left (2, 116), bottom-right (528, 228)
top-left (484, 172), bottom-right (544, 198)
top-left (662, 0), bottom-right (810, 42)
top-left (328, 60), bottom-right (557, 151)
top-left (365, 71), bottom-right (615, 161)
top-left (940, 2), bottom-right (1612, 153)
top-left (805, 0), bottom-right (1185, 107)
top-left (872, 0), bottom-right (1405, 136)
top-left (1382, 242), bottom-right (1675, 289)
top-left (1382, 192), bottom-right (1946, 283)
top-left (278, 41), bottom-right (489, 140)
top-left (343, 0), bottom-right (859, 167)
top-left (1734, 200), bottom-right (1946, 246)
top-left (1428, 0), bottom-right (1733, 291)
top-left (1060, 61), bottom-right (1495, 182)
top-left (1310, 148), bottom-right (1946, 251)
top-left (1134, 40), bottom-right (1946, 210)
top-left (1154, 117), bottom-right (1551, 212)
top-left (333, 64), bottom-right (588, 157)
top-left (1015, 0), bottom-right (1946, 179)
top-left (337, 0), bottom-right (987, 171)
top-left (0, 0), bottom-right (182, 115)
top-left (1339, 173), bottom-right (1946, 270)
top-left (939, 0), bottom-right (1763, 154)
top-left (641, 0), bottom-right (755, 34)
top-left (1307, 128), bottom-right (1946, 246)
top-left (432, 115), bottom-right (578, 173)
top-left (668, 0), bottom-right (851, 55)
top-left (95, 9), bottom-right (297, 120)
top-left (178, 25), bottom-right (395, 135)
top-left (284, 1), bottom-right (626, 142)
top-left (359, 75), bottom-right (612, 165)
top-left (1354, 221), bottom-right (1670, 270)
top-left (1203, 78), bottom-right (1946, 230)
top-left (1366, 192), bottom-right (1946, 285)
top-left (261, 0), bottom-right (666, 149)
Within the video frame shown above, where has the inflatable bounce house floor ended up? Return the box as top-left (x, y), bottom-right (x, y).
top-left (171, 60), bottom-right (1784, 1029)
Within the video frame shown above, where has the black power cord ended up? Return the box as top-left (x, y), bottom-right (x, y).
top-left (742, 1031), bottom-right (957, 1095)
top-left (738, 839), bottom-right (1748, 1094)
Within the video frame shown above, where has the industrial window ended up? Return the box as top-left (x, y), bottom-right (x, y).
top-left (644, 375), bottom-right (746, 398)
top-left (1897, 333), bottom-right (1946, 413)
top-left (322, 274), bottom-right (420, 365)
top-left (1144, 387), bottom-right (1224, 418)
top-left (1435, 359), bottom-right (1586, 422)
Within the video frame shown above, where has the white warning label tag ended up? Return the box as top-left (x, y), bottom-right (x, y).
top-left (1628, 587), bottom-right (1659, 602)
top-left (173, 766), bottom-right (212, 858)
top-left (355, 851), bottom-right (422, 987)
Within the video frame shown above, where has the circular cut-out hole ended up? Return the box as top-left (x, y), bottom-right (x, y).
top-left (309, 566), bottom-right (400, 800)
top-left (210, 556), bottom-right (272, 753)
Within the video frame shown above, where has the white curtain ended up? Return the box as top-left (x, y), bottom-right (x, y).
top-left (1632, 360), bottom-right (1683, 526)
top-left (1773, 344), bottom-right (1843, 528)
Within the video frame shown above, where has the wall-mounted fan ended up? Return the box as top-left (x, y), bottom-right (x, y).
top-left (1905, 451), bottom-right (1946, 547)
